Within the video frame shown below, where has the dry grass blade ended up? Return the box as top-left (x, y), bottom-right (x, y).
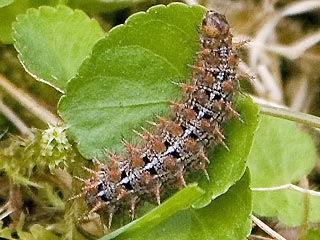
top-left (251, 215), bottom-right (287, 240)
top-left (265, 31), bottom-right (320, 60)
top-left (252, 184), bottom-right (320, 197)
top-left (0, 73), bottom-right (59, 125)
top-left (0, 98), bottom-right (30, 135)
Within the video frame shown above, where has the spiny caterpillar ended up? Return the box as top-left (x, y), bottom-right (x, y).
top-left (72, 10), bottom-right (247, 228)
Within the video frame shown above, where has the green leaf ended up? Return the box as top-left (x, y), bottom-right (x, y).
top-left (252, 190), bottom-right (320, 226)
top-left (0, 0), bottom-right (57, 44)
top-left (247, 115), bottom-right (317, 226)
top-left (68, 0), bottom-right (148, 13)
top-left (101, 184), bottom-right (204, 240)
top-left (16, 224), bottom-right (60, 240)
top-left (26, 225), bottom-right (60, 240)
top-left (106, 169), bottom-right (252, 240)
top-left (193, 94), bottom-right (259, 208)
top-left (308, 228), bottom-right (320, 240)
top-left (13, 5), bottom-right (104, 92)
top-left (309, 194), bottom-right (320, 223)
top-left (0, 221), bottom-right (14, 240)
top-left (59, 3), bottom-right (206, 158)
top-left (0, 0), bottom-right (13, 8)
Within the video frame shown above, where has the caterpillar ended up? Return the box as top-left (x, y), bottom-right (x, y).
top-left (73, 10), bottom-right (245, 228)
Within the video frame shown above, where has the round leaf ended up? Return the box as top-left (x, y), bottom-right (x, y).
top-left (13, 5), bottom-right (104, 92)
top-left (0, 0), bottom-right (58, 44)
top-left (247, 115), bottom-right (317, 226)
top-left (59, 3), bottom-right (206, 158)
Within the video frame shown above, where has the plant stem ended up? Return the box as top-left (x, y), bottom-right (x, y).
top-left (252, 184), bottom-right (320, 197)
top-left (258, 103), bottom-right (320, 129)
top-left (0, 73), bottom-right (59, 125)
top-left (249, 235), bottom-right (273, 240)
top-left (251, 215), bottom-right (287, 240)
top-left (0, 99), bottom-right (30, 135)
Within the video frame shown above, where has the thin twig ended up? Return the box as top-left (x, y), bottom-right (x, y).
top-left (250, 0), bottom-right (320, 67)
top-left (264, 31), bottom-right (320, 60)
top-left (0, 208), bottom-right (13, 221)
top-left (252, 184), bottom-right (320, 197)
top-left (281, 0), bottom-right (320, 17)
top-left (257, 65), bottom-right (283, 103)
top-left (251, 215), bottom-right (287, 240)
top-left (250, 95), bottom-right (284, 108)
top-left (249, 234), bottom-right (273, 240)
top-left (290, 77), bottom-right (308, 112)
top-left (0, 202), bottom-right (12, 221)
top-left (0, 98), bottom-right (30, 135)
top-left (257, 102), bottom-right (320, 129)
top-left (0, 73), bottom-right (59, 125)
top-left (299, 176), bottom-right (310, 240)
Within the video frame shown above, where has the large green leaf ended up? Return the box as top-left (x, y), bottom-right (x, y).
top-left (247, 115), bottom-right (318, 226)
top-left (104, 169), bottom-right (252, 240)
top-left (308, 228), bottom-right (320, 240)
top-left (0, 0), bottom-right (13, 7)
top-left (59, 3), bottom-right (207, 158)
top-left (13, 5), bottom-right (104, 92)
top-left (0, 0), bottom-right (57, 44)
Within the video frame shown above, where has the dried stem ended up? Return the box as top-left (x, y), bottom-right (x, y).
top-left (257, 102), bottom-right (320, 129)
top-left (0, 202), bottom-right (12, 220)
top-left (257, 65), bottom-right (283, 103)
top-left (252, 183), bottom-right (320, 197)
top-left (0, 98), bottom-right (30, 135)
top-left (251, 215), bottom-right (287, 240)
top-left (265, 31), bottom-right (320, 60)
top-left (249, 234), bottom-right (273, 240)
top-left (0, 73), bottom-right (59, 125)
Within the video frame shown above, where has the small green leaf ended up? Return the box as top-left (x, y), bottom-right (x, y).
top-left (0, 0), bottom-right (13, 8)
top-left (307, 228), bottom-right (320, 240)
top-left (108, 169), bottom-right (252, 240)
top-left (252, 190), bottom-right (320, 226)
top-left (0, 0), bottom-right (57, 44)
top-left (309, 194), bottom-right (320, 223)
top-left (17, 224), bottom-right (60, 240)
top-left (68, 0), bottom-right (148, 13)
top-left (101, 184), bottom-right (204, 240)
top-left (59, 3), bottom-right (206, 158)
top-left (13, 5), bottom-right (104, 92)
top-left (0, 221), bottom-right (14, 240)
top-left (28, 225), bottom-right (60, 240)
top-left (247, 115), bottom-right (317, 226)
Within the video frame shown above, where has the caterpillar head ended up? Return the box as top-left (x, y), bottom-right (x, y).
top-left (202, 11), bottom-right (229, 37)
